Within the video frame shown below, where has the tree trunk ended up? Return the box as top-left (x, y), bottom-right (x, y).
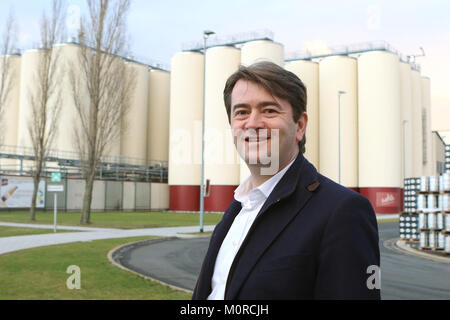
top-left (29, 167), bottom-right (41, 222)
top-left (80, 169), bottom-right (95, 225)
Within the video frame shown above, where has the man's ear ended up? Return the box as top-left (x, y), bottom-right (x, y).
top-left (296, 112), bottom-right (308, 143)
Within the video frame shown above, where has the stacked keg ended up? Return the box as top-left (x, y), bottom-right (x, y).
top-left (444, 144), bottom-right (450, 255)
top-left (400, 178), bottom-right (420, 241)
top-left (442, 171), bottom-right (450, 255)
top-left (417, 172), bottom-right (450, 255)
top-left (399, 214), bottom-right (419, 240)
top-left (417, 176), bottom-right (441, 249)
top-left (445, 145), bottom-right (450, 173)
top-left (403, 178), bottom-right (419, 213)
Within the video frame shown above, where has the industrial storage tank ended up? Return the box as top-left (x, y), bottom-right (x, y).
top-left (358, 50), bottom-right (401, 214)
top-left (285, 60), bottom-right (319, 169)
top-left (17, 49), bottom-right (41, 151)
top-left (399, 62), bottom-right (414, 179)
top-left (101, 53), bottom-right (124, 160)
top-left (147, 68), bottom-right (170, 164)
top-left (319, 55), bottom-right (358, 191)
top-left (53, 44), bottom-right (87, 158)
top-left (421, 77), bottom-right (432, 176)
top-left (411, 69), bottom-right (423, 178)
top-left (241, 40), bottom-right (284, 67)
top-left (239, 39), bottom-right (285, 183)
top-left (203, 45), bottom-right (241, 212)
top-left (0, 54), bottom-right (21, 170)
top-left (168, 51), bottom-right (204, 211)
top-left (120, 61), bottom-right (149, 165)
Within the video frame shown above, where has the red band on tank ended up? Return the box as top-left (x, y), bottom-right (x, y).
top-left (359, 187), bottom-right (402, 214)
top-left (169, 186), bottom-right (200, 211)
top-left (170, 185), bottom-right (238, 212)
top-left (205, 185), bottom-right (238, 212)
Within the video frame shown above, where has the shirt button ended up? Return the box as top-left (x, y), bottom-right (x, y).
top-left (232, 241), bottom-right (238, 247)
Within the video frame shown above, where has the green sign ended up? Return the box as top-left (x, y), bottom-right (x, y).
top-left (51, 173), bottom-right (61, 183)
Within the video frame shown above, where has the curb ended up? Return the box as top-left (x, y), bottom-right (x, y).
top-left (107, 237), bottom-right (194, 295)
top-left (395, 240), bottom-right (450, 264)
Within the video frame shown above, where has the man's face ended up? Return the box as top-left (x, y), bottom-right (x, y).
top-left (230, 79), bottom-right (307, 173)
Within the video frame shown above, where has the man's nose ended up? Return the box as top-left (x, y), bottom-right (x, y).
top-left (245, 110), bottom-right (264, 129)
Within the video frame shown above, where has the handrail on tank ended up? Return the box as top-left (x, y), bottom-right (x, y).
top-left (19, 37), bottom-right (171, 72)
top-left (285, 40), bottom-right (421, 72)
top-left (182, 29), bottom-right (274, 52)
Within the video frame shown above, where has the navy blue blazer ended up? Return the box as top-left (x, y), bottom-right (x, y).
top-left (193, 153), bottom-right (381, 300)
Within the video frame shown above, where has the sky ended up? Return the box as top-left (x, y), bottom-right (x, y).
top-left (0, 0), bottom-right (449, 139)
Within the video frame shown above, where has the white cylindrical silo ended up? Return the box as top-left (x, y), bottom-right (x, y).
top-left (0, 54), bottom-right (21, 170)
top-left (358, 50), bottom-right (401, 214)
top-left (319, 55), bottom-right (358, 190)
top-left (421, 77), bottom-right (432, 176)
top-left (239, 40), bottom-right (285, 183)
top-left (399, 62), bottom-right (414, 179)
top-left (411, 70), bottom-right (423, 177)
top-left (102, 54), bottom-right (124, 160)
top-left (53, 44), bottom-right (87, 158)
top-left (17, 48), bottom-right (66, 172)
top-left (147, 69), bottom-right (170, 164)
top-left (241, 40), bottom-right (285, 67)
top-left (1, 54), bottom-right (21, 147)
top-left (203, 46), bottom-right (241, 212)
top-left (285, 60), bottom-right (319, 169)
top-left (168, 51), bottom-right (204, 211)
top-left (17, 49), bottom-right (41, 151)
top-left (120, 61), bottom-right (149, 165)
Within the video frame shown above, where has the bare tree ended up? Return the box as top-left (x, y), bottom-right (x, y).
top-left (0, 10), bottom-right (16, 145)
top-left (28, 0), bottom-right (66, 221)
top-left (69, 0), bottom-right (134, 224)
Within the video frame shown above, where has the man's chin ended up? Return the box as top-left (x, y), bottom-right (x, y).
top-left (242, 153), bottom-right (274, 166)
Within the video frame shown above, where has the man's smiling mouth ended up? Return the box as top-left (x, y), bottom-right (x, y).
top-left (245, 136), bottom-right (270, 142)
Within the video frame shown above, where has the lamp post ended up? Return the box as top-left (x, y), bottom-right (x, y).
top-left (337, 90), bottom-right (346, 185)
top-left (200, 30), bottom-right (215, 233)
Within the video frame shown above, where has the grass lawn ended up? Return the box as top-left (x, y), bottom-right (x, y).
top-left (0, 226), bottom-right (75, 238)
top-left (0, 236), bottom-right (191, 300)
top-left (378, 218), bottom-right (399, 224)
top-left (0, 211), bottom-right (223, 229)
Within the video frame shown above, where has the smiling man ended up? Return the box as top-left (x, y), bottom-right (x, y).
top-left (193, 61), bottom-right (381, 300)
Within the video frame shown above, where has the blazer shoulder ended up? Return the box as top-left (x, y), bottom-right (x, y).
top-left (315, 173), bottom-right (364, 201)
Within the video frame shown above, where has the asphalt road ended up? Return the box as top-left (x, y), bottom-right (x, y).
top-left (115, 222), bottom-right (450, 299)
top-left (378, 222), bottom-right (450, 299)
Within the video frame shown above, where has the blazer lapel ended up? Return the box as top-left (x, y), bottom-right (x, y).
top-left (193, 200), bottom-right (242, 299)
top-left (225, 154), bottom-right (320, 300)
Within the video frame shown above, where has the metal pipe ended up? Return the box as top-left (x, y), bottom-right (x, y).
top-left (338, 90), bottom-right (346, 185)
top-left (200, 30), bottom-right (215, 233)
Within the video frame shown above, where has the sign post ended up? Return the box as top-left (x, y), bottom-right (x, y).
top-left (54, 193), bottom-right (57, 233)
top-left (49, 173), bottom-right (63, 233)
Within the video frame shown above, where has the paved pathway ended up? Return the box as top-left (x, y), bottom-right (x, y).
top-left (0, 222), bottom-right (216, 256)
top-left (0, 214), bottom-right (398, 256)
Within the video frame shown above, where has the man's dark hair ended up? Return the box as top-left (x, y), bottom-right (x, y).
top-left (223, 61), bottom-right (307, 154)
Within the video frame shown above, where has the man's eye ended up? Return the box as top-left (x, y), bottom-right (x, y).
top-left (264, 109), bottom-right (277, 114)
top-left (235, 110), bottom-right (247, 116)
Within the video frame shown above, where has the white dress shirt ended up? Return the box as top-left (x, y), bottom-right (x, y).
top-left (207, 158), bottom-right (295, 300)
